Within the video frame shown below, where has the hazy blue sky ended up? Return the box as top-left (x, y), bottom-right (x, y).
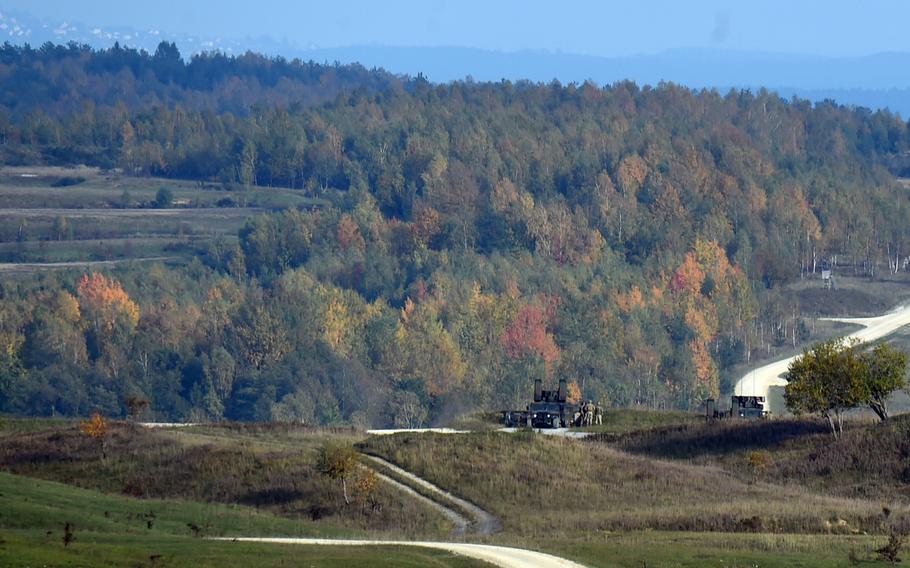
top-left (3, 0), bottom-right (909, 57)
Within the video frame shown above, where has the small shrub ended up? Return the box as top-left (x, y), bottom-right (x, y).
top-left (155, 187), bottom-right (174, 208)
top-left (740, 515), bottom-right (765, 532)
top-left (354, 468), bottom-right (381, 513)
top-left (746, 450), bottom-right (773, 474)
top-left (876, 531), bottom-right (904, 564)
top-left (51, 176), bottom-right (86, 187)
top-left (62, 522), bottom-right (74, 547)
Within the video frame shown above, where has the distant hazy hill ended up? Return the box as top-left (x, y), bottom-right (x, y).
top-left (4, 7), bottom-right (910, 117)
top-left (300, 46), bottom-right (910, 117)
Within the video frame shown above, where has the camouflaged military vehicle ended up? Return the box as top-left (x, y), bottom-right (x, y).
top-left (501, 379), bottom-right (580, 428)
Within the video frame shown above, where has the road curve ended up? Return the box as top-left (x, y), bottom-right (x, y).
top-left (363, 454), bottom-right (499, 536)
top-left (734, 303), bottom-right (910, 400)
top-left (213, 538), bottom-right (587, 568)
top-left (368, 465), bottom-right (470, 537)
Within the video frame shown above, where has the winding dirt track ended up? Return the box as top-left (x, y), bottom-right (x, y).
top-left (734, 303), bottom-right (910, 399)
top-left (363, 454), bottom-right (500, 536)
top-left (368, 466), bottom-right (470, 536)
top-left (214, 538), bottom-right (587, 568)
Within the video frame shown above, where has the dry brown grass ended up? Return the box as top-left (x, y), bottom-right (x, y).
top-left (613, 415), bottom-right (910, 502)
top-left (360, 430), bottom-right (909, 539)
top-left (0, 422), bottom-right (452, 538)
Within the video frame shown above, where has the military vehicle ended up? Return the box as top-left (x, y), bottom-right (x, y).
top-left (706, 395), bottom-right (768, 421)
top-left (501, 379), bottom-right (580, 428)
top-left (732, 395), bottom-right (768, 418)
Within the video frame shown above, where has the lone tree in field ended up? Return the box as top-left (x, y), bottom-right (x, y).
top-left (316, 441), bottom-right (358, 505)
top-left (155, 187), bottom-right (173, 208)
top-left (79, 411), bottom-right (109, 460)
top-left (124, 395), bottom-right (150, 423)
top-left (858, 343), bottom-right (907, 421)
top-left (786, 339), bottom-right (908, 438)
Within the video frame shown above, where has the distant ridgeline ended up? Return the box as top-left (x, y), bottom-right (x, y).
top-left (1, 41), bottom-right (910, 425)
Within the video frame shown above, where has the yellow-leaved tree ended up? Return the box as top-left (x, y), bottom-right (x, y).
top-left (77, 273), bottom-right (139, 373)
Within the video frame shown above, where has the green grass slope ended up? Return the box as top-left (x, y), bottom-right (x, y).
top-left (0, 472), bottom-right (488, 567)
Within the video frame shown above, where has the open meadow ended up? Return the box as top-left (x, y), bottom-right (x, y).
top-left (0, 166), bottom-right (324, 265)
top-left (2, 413), bottom-right (908, 567)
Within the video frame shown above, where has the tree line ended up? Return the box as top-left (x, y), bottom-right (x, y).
top-left (2, 42), bottom-right (910, 424)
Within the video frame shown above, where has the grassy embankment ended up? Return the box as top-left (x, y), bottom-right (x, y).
top-left (4, 413), bottom-right (910, 566)
top-left (0, 420), bottom-right (453, 539)
top-left (0, 471), bottom-right (489, 568)
top-left (612, 413), bottom-right (910, 503)
top-left (360, 408), bottom-right (910, 566)
top-left (361, 430), bottom-right (904, 537)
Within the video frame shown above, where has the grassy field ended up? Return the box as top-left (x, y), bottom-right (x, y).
top-left (783, 272), bottom-right (910, 318)
top-left (0, 165), bottom-right (325, 270)
top-left (0, 235), bottom-right (219, 263)
top-left (0, 472), bottom-right (489, 568)
top-left (612, 414), bottom-right (910, 503)
top-left (545, 532), bottom-right (898, 568)
top-left (578, 408), bottom-right (702, 435)
top-left (0, 476), bottom-right (898, 568)
top-left (0, 422), bottom-right (454, 538)
top-left (0, 166), bottom-right (326, 211)
top-left (3, 417), bottom-right (910, 566)
top-left (359, 430), bottom-right (906, 537)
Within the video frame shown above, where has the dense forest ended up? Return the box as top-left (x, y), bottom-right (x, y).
top-left (2, 42), bottom-right (910, 425)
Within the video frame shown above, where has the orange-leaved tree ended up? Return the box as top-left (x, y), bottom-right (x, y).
top-left (77, 273), bottom-right (140, 332)
top-left (80, 411), bottom-right (109, 460)
top-left (501, 302), bottom-right (560, 374)
top-left (76, 273), bottom-right (140, 361)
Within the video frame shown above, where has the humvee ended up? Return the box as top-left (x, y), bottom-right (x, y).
top-left (501, 379), bottom-right (580, 428)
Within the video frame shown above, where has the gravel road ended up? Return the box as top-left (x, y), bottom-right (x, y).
top-left (214, 538), bottom-right (587, 568)
top-left (363, 454), bottom-right (500, 536)
top-left (0, 256), bottom-right (181, 272)
top-left (734, 303), bottom-right (910, 399)
top-left (0, 207), bottom-right (263, 218)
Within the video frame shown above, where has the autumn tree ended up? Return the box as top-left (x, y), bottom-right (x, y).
top-left (501, 302), bottom-right (560, 374)
top-left (80, 411), bottom-right (109, 460)
top-left (317, 441), bottom-right (358, 504)
top-left (353, 468), bottom-right (381, 513)
top-left (566, 380), bottom-right (582, 404)
top-left (233, 303), bottom-right (290, 370)
top-left (76, 273), bottom-right (140, 365)
top-left (391, 299), bottom-right (466, 397)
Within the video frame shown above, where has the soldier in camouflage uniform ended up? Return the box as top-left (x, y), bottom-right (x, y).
top-left (583, 400), bottom-right (595, 426)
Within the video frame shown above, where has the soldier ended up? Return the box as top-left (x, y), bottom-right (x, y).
top-left (594, 402), bottom-right (603, 425)
top-left (583, 400), bottom-right (595, 426)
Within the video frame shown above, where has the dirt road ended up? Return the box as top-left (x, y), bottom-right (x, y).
top-left (0, 207), bottom-right (264, 218)
top-left (215, 538), bottom-right (586, 568)
top-left (363, 454), bottom-right (499, 536)
top-left (734, 303), bottom-right (910, 399)
top-left (369, 465), bottom-right (471, 536)
top-left (0, 256), bottom-right (181, 273)
top-left (209, 454), bottom-right (582, 567)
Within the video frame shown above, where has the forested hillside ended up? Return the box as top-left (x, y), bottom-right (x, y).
top-left (2, 42), bottom-right (910, 425)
